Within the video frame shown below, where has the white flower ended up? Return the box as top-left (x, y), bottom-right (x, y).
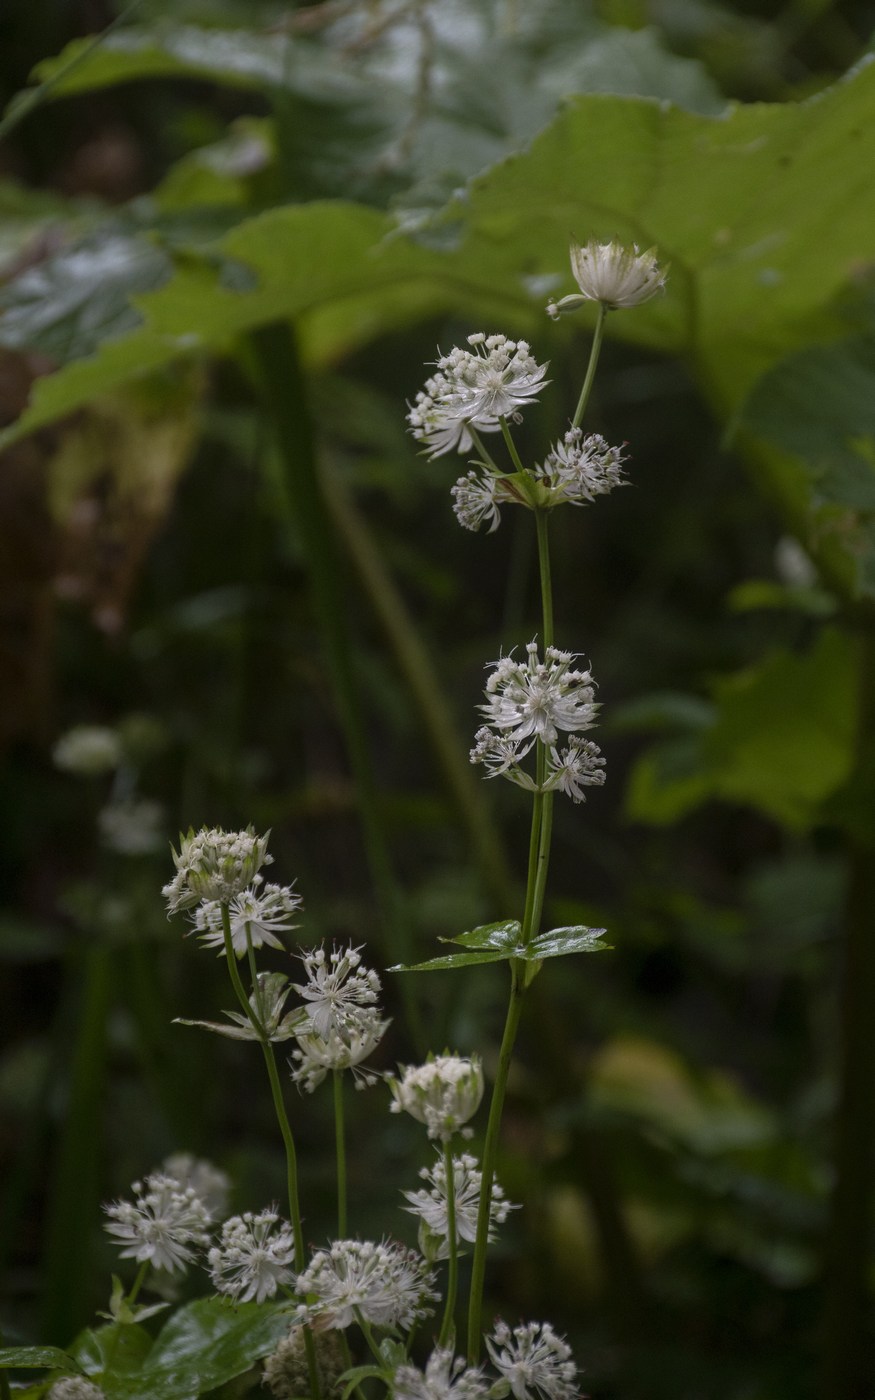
top-left (393, 1347), bottom-right (489, 1400)
top-left (297, 1238), bottom-right (438, 1331)
top-left (408, 335), bottom-right (548, 460)
top-left (98, 798), bottom-right (164, 855)
top-left (542, 738), bottom-right (606, 804)
top-left (208, 1208), bottom-right (296, 1303)
top-left (290, 1009), bottom-right (390, 1092)
top-left (53, 725), bottom-right (122, 775)
top-left (47, 1381), bottom-right (106, 1400)
top-left (485, 1321), bottom-right (578, 1400)
top-left (451, 471), bottom-right (508, 533)
top-left (480, 643), bottom-right (598, 750)
top-left (469, 728), bottom-right (538, 789)
top-left (534, 430), bottom-right (627, 506)
top-left (389, 1054), bottom-right (484, 1142)
top-left (403, 1152), bottom-right (516, 1261)
top-left (161, 1152), bottom-right (230, 1221)
top-left (162, 826), bottom-right (273, 914)
top-left (193, 881), bottom-right (303, 955)
top-left (293, 944), bottom-right (382, 1039)
top-left (263, 1326), bottom-right (346, 1400)
top-left (103, 1173), bottom-right (211, 1275)
top-left (547, 238), bottom-right (665, 317)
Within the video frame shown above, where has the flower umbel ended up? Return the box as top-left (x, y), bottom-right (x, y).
top-left (47, 1381), bottom-right (107, 1400)
top-left (389, 1054), bottom-right (484, 1141)
top-left (485, 1321), bottom-right (578, 1400)
top-left (296, 1238), bottom-right (439, 1331)
top-left (290, 1009), bottom-right (390, 1092)
top-left (293, 944), bottom-right (382, 1039)
top-left (208, 1209), bottom-right (296, 1303)
top-left (53, 724), bottom-right (122, 775)
top-left (193, 881), bottom-right (303, 956)
top-left (547, 238), bottom-right (666, 318)
top-left (408, 334), bottom-right (548, 460)
top-left (103, 1172), bottom-right (211, 1274)
top-left (263, 1326), bottom-right (347, 1400)
top-left (163, 825), bottom-right (272, 914)
top-left (393, 1347), bottom-right (490, 1400)
top-left (403, 1151), bottom-right (516, 1261)
top-left (534, 429), bottom-right (627, 506)
top-left (160, 1152), bottom-right (230, 1220)
top-left (480, 643), bottom-right (598, 750)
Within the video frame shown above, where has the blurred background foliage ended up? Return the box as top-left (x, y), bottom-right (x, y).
top-left (2, 1), bottom-right (875, 1397)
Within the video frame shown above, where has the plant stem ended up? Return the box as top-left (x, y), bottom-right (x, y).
top-left (572, 302), bottom-right (608, 430)
top-left (220, 908), bottom-right (321, 1400)
top-left (468, 425), bottom-right (502, 473)
top-left (535, 510), bottom-right (554, 649)
top-left (466, 966), bottom-right (526, 1363)
top-left (499, 417), bottom-right (526, 474)
top-left (438, 1147), bottom-right (459, 1347)
top-left (333, 1070), bottom-right (348, 1238)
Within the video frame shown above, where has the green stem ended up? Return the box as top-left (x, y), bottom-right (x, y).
top-left (466, 968), bottom-right (526, 1363)
top-left (571, 303), bottom-right (609, 430)
top-left (126, 1259), bottom-right (149, 1309)
top-left (499, 417), bottom-right (526, 474)
top-left (439, 1146), bottom-right (459, 1348)
top-left (467, 425), bottom-right (502, 473)
top-left (535, 511), bottom-right (554, 650)
top-left (354, 1309), bottom-right (384, 1365)
top-left (104, 1260), bottom-right (149, 1373)
top-left (333, 1070), bottom-right (348, 1238)
top-left (221, 906), bottom-right (265, 1038)
top-left (519, 783), bottom-right (545, 941)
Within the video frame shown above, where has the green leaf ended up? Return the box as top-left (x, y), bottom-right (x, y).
top-left (627, 627), bottom-right (859, 829)
top-left (439, 919), bottom-right (522, 950)
top-left (391, 948), bottom-right (516, 973)
top-left (105, 1298), bottom-right (293, 1400)
top-left (0, 1346), bottom-right (81, 1371)
top-left (727, 580), bottom-right (838, 617)
top-left (528, 925), bottom-right (610, 958)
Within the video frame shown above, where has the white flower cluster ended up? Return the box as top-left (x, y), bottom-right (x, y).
top-left (392, 1325), bottom-right (578, 1400)
top-left (296, 1238), bottom-right (439, 1331)
top-left (98, 798), bottom-right (165, 855)
top-left (486, 1320), bottom-right (578, 1400)
top-left (47, 1380), bottom-right (107, 1400)
top-left (470, 643), bottom-right (605, 803)
top-left (161, 1152), bottom-right (231, 1220)
top-left (263, 1325), bottom-right (346, 1400)
top-left (547, 237), bottom-right (665, 317)
top-left (403, 1151), bottom-right (516, 1262)
top-left (534, 429), bottom-right (627, 506)
top-left (193, 881), bottom-right (303, 955)
top-left (289, 944), bottom-right (389, 1091)
top-left (408, 334), bottom-right (548, 460)
top-left (393, 1347), bottom-right (489, 1400)
top-left (53, 724), bottom-right (122, 776)
top-left (208, 1208), bottom-right (296, 1304)
top-left (163, 825), bottom-right (273, 913)
top-left (103, 1172), bottom-right (212, 1275)
top-left (389, 1054), bottom-right (484, 1141)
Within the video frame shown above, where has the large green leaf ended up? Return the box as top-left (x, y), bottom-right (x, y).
top-left (0, 1345), bottom-right (81, 1372)
top-left (6, 60), bottom-right (875, 507)
top-left (627, 626), bottom-right (859, 829)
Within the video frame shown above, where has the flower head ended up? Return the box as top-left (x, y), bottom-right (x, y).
top-left (542, 737), bottom-right (606, 804)
top-left (393, 1347), bottom-right (490, 1400)
top-left (263, 1326), bottom-right (346, 1400)
top-left (296, 1238), bottom-right (438, 1331)
top-left (534, 429), bottom-right (627, 506)
top-left (290, 1010), bottom-right (390, 1092)
top-left (547, 238), bottom-right (665, 318)
top-left (403, 1151), bottom-right (516, 1261)
top-left (389, 1054), bottom-right (484, 1141)
top-left (193, 881), bottom-right (302, 956)
top-left (480, 643), bottom-right (598, 751)
top-left (47, 1381), bottom-right (107, 1400)
top-left (293, 944), bottom-right (382, 1039)
top-left (161, 1152), bottom-right (231, 1220)
top-left (451, 470), bottom-right (510, 533)
top-left (408, 335), bottom-right (548, 460)
top-left (208, 1208), bottom-right (296, 1303)
top-left (53, 725), bottom-right (122, 775)
top-left (485, 1321), bottom-right (578, 1400)
top-left (162, 826), bottom-right (272, 914)
top-left (103, 1172), bottom-right (211, 1274)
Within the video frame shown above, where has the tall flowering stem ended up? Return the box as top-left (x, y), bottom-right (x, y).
top-left (333, 1068), bottom-right (348, 1237)
top-left (438, 1146), bottom-right (459, 1347)
top-left (571, 302), bottom-right (608, 430)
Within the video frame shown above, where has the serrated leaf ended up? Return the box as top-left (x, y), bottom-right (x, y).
top-left (0, 1346), bottom-right (81, 1371)
top-left (528, 925), bottom-right (610, 958)
top-left (391, 949), bottom-right (516, 973)
top-left (439, 919), bottom-right (522, 951)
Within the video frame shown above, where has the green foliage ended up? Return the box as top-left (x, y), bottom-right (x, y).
top-left (393, 919), bottom-right (609, 970)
